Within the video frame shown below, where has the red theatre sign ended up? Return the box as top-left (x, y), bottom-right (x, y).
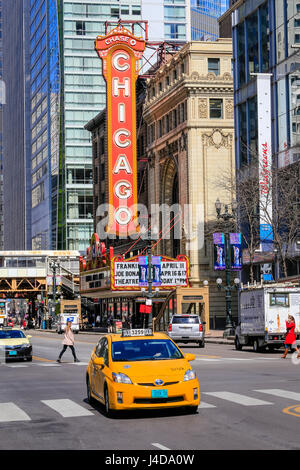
top-left (95, 26), bottom-right (145, 236)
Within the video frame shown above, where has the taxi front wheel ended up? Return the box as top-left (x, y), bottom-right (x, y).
top-left (86, 376), bottom-right (96, 405)
top-left (104, 386), bottom-right (114, 418)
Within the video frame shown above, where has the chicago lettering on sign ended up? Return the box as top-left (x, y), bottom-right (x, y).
top-left (95, 27), bottom-right (145, 236)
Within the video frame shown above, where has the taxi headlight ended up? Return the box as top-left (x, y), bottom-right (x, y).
top-left (184, 369), bottom-right (196, 381)
top-left (112, 372), bottom-right (132, 384)
top-left (20, 343), bottom-right (30, 348)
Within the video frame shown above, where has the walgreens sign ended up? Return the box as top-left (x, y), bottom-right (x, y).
top-left (257, 73), bottom-right (273, 252)
top-left (95, 27), bottom-right (145, 236)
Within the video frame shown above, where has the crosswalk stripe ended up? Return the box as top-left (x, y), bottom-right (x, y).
top-left (203, 391), bottom-right (273, 406)
top-left (195, 358), bottom-right (221, 362)
top-left (254, 389), bottom-right (300, 401)
top-left (41, 399), bottom-right (94, 418)
top-left (198, 401), bottom-right (216, 409)
top-left (5, 364), bottom-right (29, 368)
top-left (0, 403), bottom-right (31, 422)
top-left (70, 362), bottom-right (88, 366)
top-left (34, 363), bottom-right (61, 367)
top-left (152, 443), bottom-right (171, 450)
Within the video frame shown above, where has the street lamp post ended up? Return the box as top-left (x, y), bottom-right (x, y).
top-left (141, 225), bottom-right (159, 329)
top-left (215, 198), bottom-right (239, 338)
top-left (49, 260), bottom-right (60, 329)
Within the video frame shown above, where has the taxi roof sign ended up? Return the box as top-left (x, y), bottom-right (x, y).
top-left (121, 328), bottom-right (153, 337)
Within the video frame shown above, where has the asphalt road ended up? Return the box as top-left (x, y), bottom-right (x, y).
top-left (1, 330), bottom-right (300, 451)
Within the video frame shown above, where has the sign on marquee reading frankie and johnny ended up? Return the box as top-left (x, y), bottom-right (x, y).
top-left (111, 255), bottom-right (189, 290)
top-left (95, 27), bottom-right (146, 236)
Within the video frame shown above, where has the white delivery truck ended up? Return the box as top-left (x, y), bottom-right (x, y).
top-left (56, 313), bottom-right (80, 334)
top-left (235, 284), bottom-right (300, 352)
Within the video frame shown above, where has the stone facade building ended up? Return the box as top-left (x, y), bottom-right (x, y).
top-left (143, 40), bottom-right (237, 328)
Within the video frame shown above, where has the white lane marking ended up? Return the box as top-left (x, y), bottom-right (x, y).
top-left (198, 401), bottom-right (216, 409)
top-left (41, 399), bottom-right (94, 418)
top-left (5, 364), bottom-right (29, 368)
top-left (224, 358), bottom-right (254, 361)
top-left (254, 389), bottom-right (300, 401)
top-left (34, 363), bottom-right (61, 367)
top-left (69, 362), bottom-right (89, 366)
top-left (195, 358), bottom-right (221, 362)
top-left (203, 391), bottom-right (273, 406)
top-left (152, 443), bottom-right (171, 450)
top-left (0, 403), bottom-right (31, 422)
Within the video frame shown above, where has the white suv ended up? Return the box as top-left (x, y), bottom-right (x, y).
top-left (168, 315), bottom-right (205, 348)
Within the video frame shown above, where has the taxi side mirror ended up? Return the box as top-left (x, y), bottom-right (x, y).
top-left (27, 335), bottom-right (32, 339)
top-left (94, 357), bottom-right (105, 366)
top-left (185, 353), bottom-right (195, 362)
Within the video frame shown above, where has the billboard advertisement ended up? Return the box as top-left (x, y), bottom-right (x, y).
top-left (95, 26), bottom-right (145, 237)
top-left (213, 233), bottom-right (225, 270)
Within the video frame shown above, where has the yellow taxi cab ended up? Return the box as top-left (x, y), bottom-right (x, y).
top-left (86, 328), bottom-right (200, 416)
top-left (0, 327), bottom-right (32, 362)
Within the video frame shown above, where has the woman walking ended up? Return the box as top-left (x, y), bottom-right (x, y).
top-left (281, 315), bottom-right (299, 359)
top-left (57, 321), bottom-right (80, 363)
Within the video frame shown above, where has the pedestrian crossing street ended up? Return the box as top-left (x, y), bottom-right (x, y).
top-left (0, 389), bottom-right (300, 423)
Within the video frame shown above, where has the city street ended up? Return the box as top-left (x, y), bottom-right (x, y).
top-left (1, 331), bottom-right (300, 450)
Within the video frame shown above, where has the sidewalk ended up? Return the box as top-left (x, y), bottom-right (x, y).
top-left (33, 327), bottom-right (235, 344)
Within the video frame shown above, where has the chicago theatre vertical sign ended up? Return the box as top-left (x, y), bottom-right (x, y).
top-left (95, 27), bottom-right (145, 237)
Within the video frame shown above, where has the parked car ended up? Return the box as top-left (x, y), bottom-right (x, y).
top-left (168, 315), bottom-right (205, 348)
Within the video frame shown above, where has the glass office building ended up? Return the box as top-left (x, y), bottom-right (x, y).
top-left (30, 0), bottom-right (143, 251)
top-left (232, 0), bottom-right (300, 279)
top-left (232, 0), bottom-right (300, 169)
top-left (0, 0), bottom-right (3, 250)
top-left (2, 0), bottom-right (32, 250)
top-left (190, 0), bottom-right (229, 40)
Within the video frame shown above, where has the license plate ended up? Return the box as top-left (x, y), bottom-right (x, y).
top-left (151, 389), bottom-right (168, 398)
top-left (8, 351), bottom-right (17, 356)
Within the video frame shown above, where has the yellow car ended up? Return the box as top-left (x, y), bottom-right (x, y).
top-left (86, 328), bottom-right (200, 416)
top-left (0, 327), bottom-right (32, 362)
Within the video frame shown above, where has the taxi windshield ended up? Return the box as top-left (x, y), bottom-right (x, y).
top-left (0, 330), bottom-right (26, 339)
top-left (111, 339), bottom-right (184, 362)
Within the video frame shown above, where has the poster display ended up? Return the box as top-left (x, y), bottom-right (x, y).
top-left (213, 233), bottom-right (225, 270)
top-left (230, 233), bottom-right (242, 271)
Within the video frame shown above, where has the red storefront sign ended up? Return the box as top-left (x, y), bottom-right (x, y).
top-left (95, 26), bottom-right (145, 236)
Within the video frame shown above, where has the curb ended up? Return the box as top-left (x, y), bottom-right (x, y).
top-left (32, 329), bottom-right (235, 344)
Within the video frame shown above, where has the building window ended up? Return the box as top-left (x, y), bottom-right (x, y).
top-left (164, 23), bottom-right (186, 39)
top-left (208, 58), bottom-right (220, 75)
top-left (209, 99), bottom-right (223, 119)
top-left (237, 22), bottom-right (245, 86)
top-left (238, 102), bottom-right (247, 166)
top-left (295, 34), bottom-right (300, 44)
top-left (32, 182), bottom-right (45, 208)
top-left (246, 11), bottom-right (259, 77)
top-left (111, 8), bottom-right (119, 17)
top-left (76, 21), bottom-right (85, 35)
